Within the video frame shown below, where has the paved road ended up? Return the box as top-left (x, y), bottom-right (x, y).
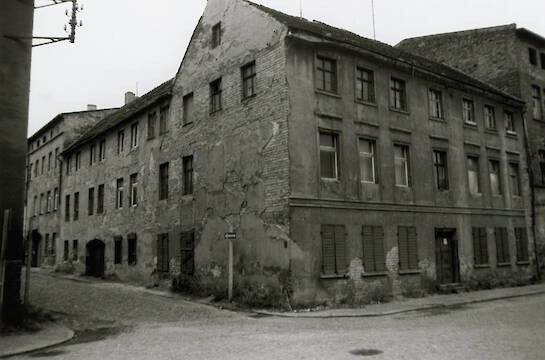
top-left (15, 270), bottom-right (545, 360)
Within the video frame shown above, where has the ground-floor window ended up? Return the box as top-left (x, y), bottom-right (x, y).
top-left (180, 230), bottom-right (195, 275)
top-left (72, 240), bottom-right (78, 262)
top-left (494, 227), bottom-right (510, 264)
top-left (63, 240), bottom-right (69, 261)
top-left (128, 233), bottom-right (137, 265)
top-left (114, 236), bottom-right (122, 264)
top-left (321, 224), bottom-right (346, 275)
top-left (397, 226), bottom-right (418, 270)
top-left (362, 225), bottom-right (386, 272)
top-left (472, 227), bottom-right (489, 265)
top-left (515, 227), bottom-right (529, 262)
top-left (157, 233), bottom-right (169, 273)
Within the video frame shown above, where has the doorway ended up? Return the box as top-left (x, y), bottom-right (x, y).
top-left (86, 239), bottom-right (105, 277)
top-left (435, 229), bottom-right (460, 284)
top-left (31, 230), bottom-right (42, 267)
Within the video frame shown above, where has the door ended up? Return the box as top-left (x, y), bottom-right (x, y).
top-left (31, 231), bottom-right (41, 267)
top-left (86, 239), bottom-right (105, 277)
top-left (435, 229), bottom-right (460, 284)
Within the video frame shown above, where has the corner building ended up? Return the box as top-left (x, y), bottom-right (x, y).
top-left (58, 0), bottom-right (534, 304)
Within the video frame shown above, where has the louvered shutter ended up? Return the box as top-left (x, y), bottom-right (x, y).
top-left (407, 226), bottom-right (418, 270)
top-left (472, 228), bottom-right (481, 265)
top-left (362, 226), bottom-right (375, 271)
top-left (373, 226), bottom-right (386, 271)
top-left (495, 227), bottom-right (504, 263)
top-left (322, 225), bottom-right (336, 275)
top-left (522, 228), bottom-right (529, 261)
top-left (398, 226), bottom-right (409, 271)
top-left (180, 231), bottom-right (195, 275)
top-left (334, 225), bottom-right (346, 274)
top-left (479, 228), bottom-right (488, 264)
top-left (515, 228), bottom-right (522, 262)
top-left (502, 228), bottom-right (509, 263)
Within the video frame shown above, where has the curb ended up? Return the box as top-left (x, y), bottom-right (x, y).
top-left (0, 324), bottom-right (74, 359)
top-left (254, 289), bottom-right (545, 319)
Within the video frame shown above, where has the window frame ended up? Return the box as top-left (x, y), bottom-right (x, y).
top-left (358, 137), bottom-right (377, 184)
top-left (157, 233), bottom-right (170, 273)
top-left (241, 61), bottom-right (256, 99)
top-left (211, 22), bottom-right (221, 49)
top-left (128, 233), bottom-right (137, 265)
top-left (130, 173), bottom-right (138, 207)
top-left (472, 227), bottom-right (489, 266)
top-left (484, 105), bottom-right (496, 130)
top-left (321, 224), bottom-right (347, 276)
top-left (529, 47), bottom-right (537, 65)
top-left (393, 143), bottom-right (410, 187)
top-left (488, 159), bottom-right (502, 196)
top-left (315, 55), bottom-right (338, 94)
top-left (209, 78), bottom-right (222, 114)
top-left (319, 130), bottom-right (340, 181)
top-left (73, 192), bottom-right (79, 221)
top-left (494, 227), bottom-right (510, 265)
top-left (159, 105), bottom-right (169, 135)
top-left (397, 226), bottom-right (418, 271)
top-left (183, 92), bottom-right (194, 125)
top-left (389, 77), bottom-right (407, 111)
top-left (130, 122), bottom-right (139, 148)
top-left (433, 149), bottom-right (449, 191)
top-left (532, 85), bottom-right (542, 120)
top-left (114, 236), bottom-right (123, 264)
top-left (467, 155), bottom-right (481, 194)
top-left (362, 225), bottom-right (386, 273)
top-left (183, 155), bottom-right (194, 195)
top-left (147, 111), bottom-right (156, 140)
top-left (99, 139), bottom-right (106, 161)
top-left (97, 184), bottom-right (104, 214)
top-left (508, 162), bottom-right (521, 197)
top-left (428, 88), bottom-right (444, 119)
top-left (159, 162), bottom-right (169, 200)
top-left (116, 178), bottom-right (124, 209)
top-left (504, 110), bottom-right (516, 134)
top-left (355, 66), bottom-right (375, 103)
top-left (117, 129), bottom-right (125, 154)
top-left (88, 187), bottom-right (94, 215)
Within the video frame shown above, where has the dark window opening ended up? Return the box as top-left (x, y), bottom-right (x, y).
top-left (241, 61), bottom-right (256, 99)
top-left (210, 78), bottom-right (222, 113)
top-left (316, 55), bottom-right (337, 93)
top-left (97, 184), bottom-right (104, 214)
top-left (433, 150), bottom-right (449, 190)
top-left (529, 47), bottom-right (537, 65)
top-left (211, 22), bottom-right (221, 48)
top-left (180, 230), bottom-right (195, 275)
top-left (515, 227), bottom-right (529, 262)
top-left (495, 227), bottom-right (510, 264)
top-left (88, 187), bottom-right (94, 215)
top-left (356, 67), bottom-right (374, 103)
top-left (114, 236), bottom-right (122, 264)
top-left (73, 192), bottom-right (79, 221)
top-left (128, 233), bottom-right (137, 265)
top-left (398, 226), bottom-right (418, 271)
top-left (183, 156), bottom-right (193, 195)
top-left (147, 111), bottom-right (156, 139)
top-left (390, 77), bottom-right (406, 110)
top-left (159, 162), bottom-right (169, 200)
top-left (159, 106), bottom-right (169, 134)
top-left (183, 93), bottom-right (194, 125)
top-left (157, 233), bottom-right (169, 273)
top-left (72, 240), bottom-right (78, 262)
top-left (362, 225), bottom-right (386, 272)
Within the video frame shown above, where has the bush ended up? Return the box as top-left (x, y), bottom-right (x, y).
top-left (234, 278), bottom-right (286, 309)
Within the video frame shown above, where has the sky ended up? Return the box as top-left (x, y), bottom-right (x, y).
top-left (28, 0), bottom-right (545, 136)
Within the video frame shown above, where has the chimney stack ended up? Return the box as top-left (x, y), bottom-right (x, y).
top-left (87, 104), bottom-right (97, 111)
top-left (125, 91), bottom-right (136, 105)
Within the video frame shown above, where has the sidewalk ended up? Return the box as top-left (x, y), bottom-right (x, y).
top-left (0, 322), bottom-right (74, 358)
top-left (255, 282), bottom-right (545, 318)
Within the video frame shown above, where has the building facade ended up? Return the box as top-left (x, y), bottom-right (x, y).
top-left (51, 0), bottom-right (535, 305)
top-left (397, 25), bottom-right (545, 276)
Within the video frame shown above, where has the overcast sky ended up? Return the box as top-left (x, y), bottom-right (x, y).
top-left (28, 0), bottom-right (545, 136)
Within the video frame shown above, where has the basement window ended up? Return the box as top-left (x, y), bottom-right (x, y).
top-left (211, 22), bottom-right (221, 48)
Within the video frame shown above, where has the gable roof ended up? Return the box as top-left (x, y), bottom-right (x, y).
top-left (245, 1), bottom-right (523, 104)
top-left (63, 78), bottom-right (175, 154)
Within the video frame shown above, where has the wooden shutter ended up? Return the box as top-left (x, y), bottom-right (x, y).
top-left (495, 227), bottom-right (509, 263)
top-left (322, 225), bottom-right (336, 275)
top-left (495, 228), bottom-right (503, 263)
top-left (515, 228), bottom-right (528, 262)
top-left (157, 234), bottom-right (169, 272)
top-left (373, 226), bottom-right (385, 271)
top-left (472, 228), bottom-right (481, 265)
top-left (398, 226), bottom-right (409, 271)
top-left (334, 225), bottom-right (346, 274)
top-left (407, 226), bottom-right (418, 270)
top-left (501, 228), bottom-right (509, 263)
top-left (180, 231), bottom-right (195, 275)
top-left (479, 228), bottom-right (488, 265)
top-left (362, 225), bottom-right (375, 272)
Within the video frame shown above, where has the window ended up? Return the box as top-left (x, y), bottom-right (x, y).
top-left (34, 159), bottom-right (38, 177)
top-left (75, 151), bottom-right (83, 171)
top-left (88, 187), bottom-right (94, 215)
top-left (241, 61), bottom-right (256, 99)
top-left (183, 156), bottom-right (193, 195)
top-left (394, 144), bottom-right (410, 187)
top-left (117, 129), bottom-right (125, 154)
top-left (398, 226), bottom-right (418, 271)
top-left (65, 194), bottom-right (70, 222)
top-left (428, 89), bottom-right (443, 118)
top-left (53, 188), bottom-right (58, 211)
top-left (89, 144), bottom-right (96, 165)
top-left (159, 162), bottom-right (169, 200)
top-left (390, 77), bottom-right (406, 110)
top-left (472, 227), bottom-right (489, 266)
top-left (41, 156), bottom-right (45, 174)
top-left (128, 233), bottom-right (137, 265)
top-left (321, 224), bottom-right (346, 275)
top-left (65, 156), bottom-right (71, 175)
top-left (183, 93), bottom-right (194, 125)
top-left (51, 233), bottom-right (56, 256)
top-left (489, 159), bottom-right (501, 195)
top-left (33, 195), bottom-right (37, 216)
top-left (515, 227), bottom-right (529, 262)
top-left (99, 139), bottom-right (106, 161)
top-left (211, 22), bottom-right (221, 48)
top-left (97, 184), bottom-right (104, 214)
top-left (355, 67), bottom-right (375, 103)
top-left (532, 85), bottom-right (542, 120)
top-left (210, 78), bottom-right (222, 113)
top-left (73, 192), bottom-right (79, 221)
top-left (48, 152), bottom-right (52, 172)
top-left (315, 56), bottom-right (337, 93)
top-left (72, 240), bottom-right (78, 262)
top-left (114, 236), bottom-right (122, 264)
top-left (529, 47), bottom-right (537, 65)
top-left (116, 178), bottom-right (124, 209)
top-left (362, 225), bottom-right (386, 272)
top-left (39, 193), bottom-right (44, 214)
top-left (505, 111), bottom-right (515, 133)
top-left (319, 131), bottom-right (339, 180)
top-left (467, 156), bottom-right (480, 194)
top-left (147, 111), bottom-right (156, 139)
top-left (157, 233), bottom-right (170, 273)
top-left (54, 148), bottom-right (59, 168)
top-left (130, 173), bottom-right (138, 206)
top-left (541, 53), bottom-right (545, 70)
top-left (495, 227), bottom-right (510, 264)
top-left (159, 106), bottom-right (169, 134)
top-left (44, 234), bottom-right (49, 257)
top-left (46, 191), bottom-right (51, 213)
top-left (433, 150), bottom-right (449, 190)
top-left (63, 240), bottom-right (69, 261)
top-left (509, 162), bottom-right (521, 196)
top-left (484, 105), bottom-right (496, 129)
top-left (539, 150), bottom-right (545, 185)
top-left (359, 138), bottom-right (376, 183)
top-left (130, 123), bottom-right (138, 148)
top-left (180, 230), bottom-right (195, 275)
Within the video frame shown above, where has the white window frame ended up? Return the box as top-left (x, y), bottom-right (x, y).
top-left (394, 144), bottom-right (409, 187)
top-left (319, 131), bottom-right (339, 180)
top-left (359, 138), bottom-right (376, 183)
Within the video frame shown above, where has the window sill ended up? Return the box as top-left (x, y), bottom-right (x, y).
top-left (516, 261), bottom-right (530, 266)
top-left (474, 264), bottom-right (490, 269)
top-left (182, 121), bottom-right (194, 128)
top-left (362, 271), bottom-right (388, 278)
top-left (496, 262), bottom-right (512, 267)
top-left (354, 99), bottom-right (377, 107)
top-left (388, 107), bottom-right (410, 115)
top-left (354, 120), bottom-right (379, 128)
top-left (395, 184), bottom-right (411, 189)
top-left (469, 192), bottom-right (483, 197)
top-left (464, 122), bottom-right (478, 130)
top-left (361, 180), bottom-right (378, 185)
top-left (209, 109), bottom-right (223, 115)
top-left (241, 94), bottom-right (257, 102)
top-left (147, 136), bottom-right (156, 141)
top-left (484, 128), bottom-right (498, 135)
top-left (315, 89), bottom-right (341, 99)
top-left (429, 117), bottom-right (446, 124)
top-left (321, 178), bottom-right (340, 183)
top-left (320, 273), bottom-right (347, 279)
top-left (398, 269), bottom-right (420, 275)
top-left (506, 131), bottom-right (517, 138)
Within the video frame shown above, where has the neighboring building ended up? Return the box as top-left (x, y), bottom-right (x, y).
top-left (55, 0), bottom-right (534, 305)
top-left (24, 106), bottom-right (116, 267)
top-left (397, 24), bottom-right (545, 276)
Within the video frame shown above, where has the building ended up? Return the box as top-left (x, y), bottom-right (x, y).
top-left (24, 106), bottom-right (117, 268)
top-left (397, 24), bottom-right (545, 276)
top-left (55, 0), bottom-right (534, 305)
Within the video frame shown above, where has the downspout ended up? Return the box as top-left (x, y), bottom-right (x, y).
top-left (521, 109), bottom-right (541, 281)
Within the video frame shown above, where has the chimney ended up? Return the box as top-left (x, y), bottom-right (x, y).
top-left (125, 91), bottom-right (136, 105)
top-left (87, 104), bottom-right (97, 111)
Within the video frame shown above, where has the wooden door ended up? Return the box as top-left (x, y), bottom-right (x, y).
top-left (435, 230), bottom-right (459, 284)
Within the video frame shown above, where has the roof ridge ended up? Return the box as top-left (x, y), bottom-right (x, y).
top-left (398, 24), bottom-right (516, 43)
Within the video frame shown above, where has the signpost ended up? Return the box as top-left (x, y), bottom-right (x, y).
top-left (224, 232), bottom-right (236, 301)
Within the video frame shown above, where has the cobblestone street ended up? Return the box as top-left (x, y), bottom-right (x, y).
top-left (10, 269), bottom-right (545, 359)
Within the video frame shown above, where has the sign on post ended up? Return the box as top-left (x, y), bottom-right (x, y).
top-left (224, 232), bottom-right (236, 301)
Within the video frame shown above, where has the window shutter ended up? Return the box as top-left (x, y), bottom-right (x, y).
top-left (362, 226), bottom-right (375, 271)
top-left (495, 227), bottom-right (503, 263)
top-left (522, 228), bottom-right (529, 261)
top-left (322, 225), bottom-right (336, 275)
top-left (502, 228), bottom-right (509, 263)
top-left (180, 231), bottom-right (195, 275)
top-left (334, 225), bottom-right (346, 274)
top-left (407, 226), bottom-right (418, 270)
top-left (479, 228), bottom-right (488, 264)
top-left (472, 228), bottom-right (480, 265)
top-left (373, 226), bottom-right (386, 272)
top-left (398, 226), bottom-right (408, 271)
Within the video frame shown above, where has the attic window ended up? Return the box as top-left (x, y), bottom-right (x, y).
top-left (529, 47), bottom-right (537, 65)
top-left (211, 22), bottom-right (221, 48)
top-left (541, 53), bottom-right (545, 70)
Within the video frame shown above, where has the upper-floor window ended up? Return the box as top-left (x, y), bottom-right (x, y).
top-left (65, 194), bottom-right (70, 222)
top-left (539, 150), bottom-right (545, 186)
top-left (211, 22), bottom-right (221, 48)
top-left (532, 85), bottom-right (542, 120)
top-left (467, 156), bottom-right (480, 194)
top-left (117, 129), bottom-right (124, 154)
top-left (147, 111), bottom-right (156, 139)
top-left (48, 152), bottom-right (52, 172)
top-left (116, 178), bottom-right (124, 209)
top-left (88, 187), bottom-right (94, 215)
top-left (65, 156), bottom-right (71, 175)
top-left (316, 55), bottom-right (337, 93)
top-left (505, 111), bottom-right (516, 134)
top-left (319, 131), bottom-right (339, 180)
top-left (389, 77), bottom-right (406, 111)
top-left (46, 191), bottom-right (51, 213)
top-left (484, 105), bottom-right (496, 129)
top-left (529, 47), bottom-right (537, 65)
top-left (53, 188), bottom-right (59, 211)
top-left (97, 184), bottom-right (104, 214)
top-left (183, 156), bottom-right (194, 195)
top-left (75, 151), bottom-right (81, 171)
top-left (355, 67), bottom-right (374, 103)
top-left (41, 156), bottom-right (45, 174)
top-left (433, 150), bottom-right (448, 191)
top-left (428, 89), bottom-right (443, 119)
top-left (159, 162), bottom-right (169, 200)
top-left (130, 173), bottom-right (138, 207)
top-left (73, 192), bottom-right (79, 221)
top-left (130, 123), bottom-right (138, 148)
top-left (183, 93), bottom-right (194, 125)
top-left (509, 162), bottom-right (521, 196)
top-left (394, 144), bottom-right (410, 187)
top-left (210, 78), bottom-right (222, 113)
top-left (488, 159), bottom-right (502, 196)
top-left (99, 139), bottom-right (106, 161)
top-left (541, 53), bottom-right (545, 70)
top-left (241, 61), bottom-right (256, 99)
top-left (34, 159), bottom-right (38, 177)
top-left (358, 138), bottom-right (376, 183)
top-left (159, 106), bottom-right (169, 134)
top-left (89, 144), bottom-right (96, 165)
top-left (54, 148), bottom-right (59, 168)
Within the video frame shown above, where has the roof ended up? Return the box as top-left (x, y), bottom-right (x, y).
top-left (245, 1), bottom-right (523, 104)
top-left (397, 24), bottom-right (517, 45)
top-left (63, 78), bottom-right (175, 154)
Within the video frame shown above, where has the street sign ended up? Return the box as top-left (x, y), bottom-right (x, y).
top-left (224, 232), bottom-right (236, 240)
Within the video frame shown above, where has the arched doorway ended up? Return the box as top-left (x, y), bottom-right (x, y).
top-left (86, 239), bottom-right (105, 277)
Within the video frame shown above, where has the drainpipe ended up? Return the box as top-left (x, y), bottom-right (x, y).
top-left (521, 109), bottom-right (541, 281)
